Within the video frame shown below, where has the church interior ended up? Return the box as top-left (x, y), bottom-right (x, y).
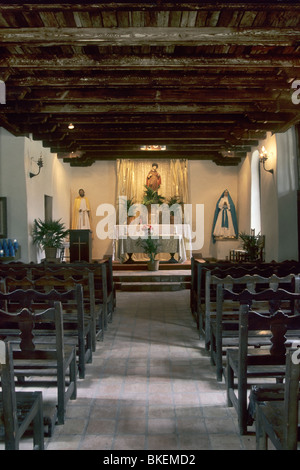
top-left (0, 0), bottom-right (300, 451)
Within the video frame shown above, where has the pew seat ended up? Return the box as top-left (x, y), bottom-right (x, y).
top-left (255, 350), bottom-right (300, 450)
top-left (0, 340), bottom-right (44, 450)
top-left (0, 302), bottom-right (77, 431)
top-left (210, 281), bottom-right (299, 381)
top-left (226, 290), bottom-right (300, 435)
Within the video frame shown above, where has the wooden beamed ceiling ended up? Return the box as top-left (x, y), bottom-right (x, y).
top-left (0, 1), bottom-right (300, 166)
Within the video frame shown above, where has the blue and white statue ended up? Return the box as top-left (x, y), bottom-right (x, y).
top-left (212, 189), bottom-right (238, 243)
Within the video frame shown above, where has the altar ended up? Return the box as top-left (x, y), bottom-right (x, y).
top-left (113, 224), bottom-right (192, 263)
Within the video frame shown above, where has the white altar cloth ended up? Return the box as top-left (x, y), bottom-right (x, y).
top-left (113, 224), bottom-right (192, 263)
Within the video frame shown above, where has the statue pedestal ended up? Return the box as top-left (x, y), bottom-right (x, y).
top-left (212, 238), bottom-right (240, 261)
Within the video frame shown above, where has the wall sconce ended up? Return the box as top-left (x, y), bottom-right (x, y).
top-left (259, 146), bottom-right (273, 174)
top-left (29, 154), bottom-right (43, 178)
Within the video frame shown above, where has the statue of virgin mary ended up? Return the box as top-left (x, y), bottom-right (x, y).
top-left (212, 189), bottom-right (238, 243)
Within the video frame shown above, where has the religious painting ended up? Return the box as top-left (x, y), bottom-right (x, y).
top-left (212, 189), bottom-right (238, 242)
top-left (0, 197), bottom-right (7, 238)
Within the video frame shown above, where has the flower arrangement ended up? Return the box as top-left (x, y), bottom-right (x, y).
top-left (138, 225), bottom-right (160, 262)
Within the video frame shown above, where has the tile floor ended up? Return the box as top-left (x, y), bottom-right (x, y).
top-left (12, 289), bottom-right (257, 451)
top-left (45, 289), bottom-right (256, 451)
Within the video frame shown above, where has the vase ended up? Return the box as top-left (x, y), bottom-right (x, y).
top-left (45, 247), bottom-right (58, 261)
top-left (147, 260), bottom-right (159, 271)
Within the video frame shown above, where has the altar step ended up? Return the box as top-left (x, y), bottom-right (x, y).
top-left (113, 269), bottom-right (191, 292)
top-left (119, 282), bottom-right (190, 292)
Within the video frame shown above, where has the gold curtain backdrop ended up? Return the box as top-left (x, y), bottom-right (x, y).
top-left (115, 159), bottom-right (189, 261)
top-left (116, 159), bottom-right (189, 210)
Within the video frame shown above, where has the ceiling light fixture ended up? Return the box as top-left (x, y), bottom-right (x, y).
top-left (68, 123), bottom-right (74, 129)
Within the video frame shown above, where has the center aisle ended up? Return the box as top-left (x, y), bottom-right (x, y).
top-left (46, 290), bottom-right (255, 450)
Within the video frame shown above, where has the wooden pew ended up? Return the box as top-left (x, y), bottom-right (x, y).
top-left (0, 258), bottom-right (113, 316)
top-left (36, 268), bottom-right (104, 347)
top-left (5, 275), bottom-right (35, 291)
top-left (201, 267), bottom-right (282, 345)
top-left (209, 274), bottom-right (297, 380)
top-left (70, 259), bottom-right (115, 328)
top-left (225, 289), bottom-right (300, 434)
top-left (255, 349), bottom-right (300, 450)
top-left (0, 340), bottom-right (44, 450)
top-left (194, 259), bottom-right (273, 334)
top-left (190, 257), bottom-right (300, 332)
top-left (8, 278), bottom-right (93, 380)
top-left (0, 302), bottom-right (77, 432)
top-left (27, 275), bottom-right (95, 379)
top-left (30, 257), bottom-right (114, 331)
top-left (0, 266), bottom-right (30, 280)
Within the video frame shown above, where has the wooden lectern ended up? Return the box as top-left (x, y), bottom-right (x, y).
top-left (69, 229), bottom-right (92, 263)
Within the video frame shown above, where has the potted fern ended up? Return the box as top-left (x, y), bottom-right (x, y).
top-left (126, 197), bottom-right (136, 224)
top-left (142, 186), bottom-right (165, 224)
top-left (167, 195), bottom-right (183, 224)
top-left (32, 218), bottom-right (69, 261)
top-left (239, 231), bottom-right (264, 261)
top-left (138, 225), bottom-right (160, 270)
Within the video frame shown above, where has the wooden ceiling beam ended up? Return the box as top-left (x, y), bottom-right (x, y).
top-left (33, 129), bottom-right (266, 140)
top-left (10, 112), bottom-right (294, 125)
top-left (21, 122), bottom-right (282, 136)
top-left (2, 54), bottom-right (300, 70)
top-left (61, 150), bottom-right (242, 161)
top-left (1, 27), bottom-right (300, 47)
top-left (8, 87), bottom-right (284, 103)
top-left (6, 71), bottom-right (293, 88)
top-left (45, 140), bottom-right (260, 152)
top-left (56, 145), bottom-right (249, 152)
top-left (55, 140), bottom-right (253, 148)
top-left (1, 2), bottom-right (300, 12)
top-left (3, 102), bottom-right (297, 114)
